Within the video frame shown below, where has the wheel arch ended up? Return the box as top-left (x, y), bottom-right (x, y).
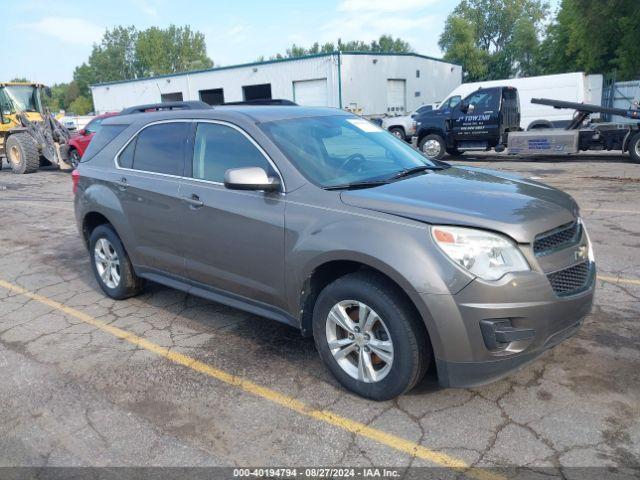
top-left (82, 211), bottom-right (112, 246)
top-left (298, 256), bottom-right (435, 362)
top-left (417, 127), bottom-right (446, 142)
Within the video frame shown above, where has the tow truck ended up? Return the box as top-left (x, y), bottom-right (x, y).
top-left (412, 87), bottom-right (640, 163)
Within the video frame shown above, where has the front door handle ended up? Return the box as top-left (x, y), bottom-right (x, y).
top-left (184, 194), bottom-right (204, 209)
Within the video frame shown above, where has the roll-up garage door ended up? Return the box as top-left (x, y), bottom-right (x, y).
top-left (293, 78), bottom-right (328, 107)
top-left (386, 79), bottom-right (406, 114)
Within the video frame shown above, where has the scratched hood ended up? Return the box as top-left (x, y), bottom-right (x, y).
top-left (340, 166), bottom-right (579, 243)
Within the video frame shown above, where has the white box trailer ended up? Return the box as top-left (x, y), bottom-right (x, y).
top-left (439, 72), bottom-right (603, 131)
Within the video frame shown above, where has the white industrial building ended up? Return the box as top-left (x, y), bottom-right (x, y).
top-left (90, 52), bottom-right (462, 116)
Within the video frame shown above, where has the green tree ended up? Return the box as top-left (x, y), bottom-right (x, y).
top-left (539, 0), bottom-right (640, 80)
top-left (10, 77), bottom-right (30, 83)
top-left (267, 35), bottom-right (412, 60)
top-left (68, 95), bottom-right (93, 115)
top-left (136, 25), bottom-right (213, 77)
top-left (72, 24), bottom-right (213, 99)
top-left (439, 0), bottom-right (549, 80)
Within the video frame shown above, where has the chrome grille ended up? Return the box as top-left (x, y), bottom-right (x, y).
top-left (547, 261), bottom-right (592, 296)
top-left (534, 221), bottom-right (580, 255)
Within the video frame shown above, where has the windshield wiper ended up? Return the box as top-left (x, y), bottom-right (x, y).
top-left (388, 165), bottom-right (445, 181)
top-left (323, 179), bottom-right (390, 190)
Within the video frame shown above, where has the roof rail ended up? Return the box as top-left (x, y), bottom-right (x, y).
top-left (222, 99), bottom-right (298, 106)
top-left (121, 101), bottom-right (210, 115)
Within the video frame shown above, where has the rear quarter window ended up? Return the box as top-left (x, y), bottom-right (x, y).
top-left (81, 124), bottom-right (128, 162)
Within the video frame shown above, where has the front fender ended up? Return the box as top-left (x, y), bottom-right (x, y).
top-left (283, 199), bottom-right (473, 351)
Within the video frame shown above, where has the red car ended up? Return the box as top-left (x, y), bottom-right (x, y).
top-left (68, 112), bottom-right (119, 167)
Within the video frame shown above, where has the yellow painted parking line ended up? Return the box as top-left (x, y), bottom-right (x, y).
top-left (0, 279), bottom-right (501, 480)
top-left (598, 275), bottom-right (640, 287)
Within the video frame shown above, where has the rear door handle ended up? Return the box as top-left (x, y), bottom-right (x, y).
top-left (115, 177), bottom-right (128, 190)
top-left (184, 194), bottom-right (204, 209)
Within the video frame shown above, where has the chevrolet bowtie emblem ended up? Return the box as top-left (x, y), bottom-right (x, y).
top-left (575, 245), bottom-right (588, 261)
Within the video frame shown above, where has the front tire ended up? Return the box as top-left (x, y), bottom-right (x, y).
top-left (418, 134), bottom-right (446, 160)
top-left (312, 272), bottom-right (430, 400)
top-left (89, 224), bottom-right (144, 300)
top-left (6, 133), bottom-right (40, 174)
top-left (628, 133), bottom-right (640, 164)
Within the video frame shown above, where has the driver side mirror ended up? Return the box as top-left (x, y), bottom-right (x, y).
top-left (45, 87), bottom-right (52, 98)
top-left (79, 129), bottom-right (87, 136)
top-left (459, 101), bottom-right (470, 113)
top-left (224, 167), bottom-right (280, 192)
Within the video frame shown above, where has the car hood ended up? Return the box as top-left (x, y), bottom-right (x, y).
top-left (340, 166), bottom-right (578, 243)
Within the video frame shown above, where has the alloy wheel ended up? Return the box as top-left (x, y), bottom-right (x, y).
top-left (94, 238), bottom-right (121, 289)
top-left (325, 300), bottom-right (394, 383)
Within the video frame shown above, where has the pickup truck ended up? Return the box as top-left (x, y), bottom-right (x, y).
top-left (382, 104), bottom-right (434, 141)
top-left (412, 86), bottom-right (520, 159)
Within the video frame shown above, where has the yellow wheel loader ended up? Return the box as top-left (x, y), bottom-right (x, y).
top-left (0, 82), bottom-right (72, 174)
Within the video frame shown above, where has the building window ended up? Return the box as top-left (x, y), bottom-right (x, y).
top-left (416, 70), bottom-right (420, 78)
top-left (161, 92), bottom-right (183, 103)
top-left (242, 83), bottom-right (272, 101)
top-left (199, 88), bottom-right (225, 105)
top-left (415, 91), bottom-right (421, 97)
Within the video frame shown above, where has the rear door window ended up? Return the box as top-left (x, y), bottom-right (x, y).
top-left (131, 122), bottom-right (189, 176)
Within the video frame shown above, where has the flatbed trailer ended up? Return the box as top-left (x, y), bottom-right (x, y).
top-left (507, 98), bottom-right (640, 163)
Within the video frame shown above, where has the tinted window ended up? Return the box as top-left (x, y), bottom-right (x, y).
top-left (81, 124), bottom-right (128, 162)
top-left (192, 123), bottom-right (273, 183)
top-left (118, 137), bottom-right (136, 169)
top-left (132, 122), bottom-right (189, 176)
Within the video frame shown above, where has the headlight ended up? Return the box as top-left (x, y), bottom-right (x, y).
top-left (431, 226), bottom-right (530, 280)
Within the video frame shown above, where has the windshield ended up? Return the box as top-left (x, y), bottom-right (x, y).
top-left (260, 115), bottom-right (440, 188)
top-left (3, 85), bottom-right (41, 113)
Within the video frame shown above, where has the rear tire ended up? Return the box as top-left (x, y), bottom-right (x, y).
top-left (628, 133), bottom-right (640, 164)
top-left (312, 272), bottom-right (430, 400)
top-left (418, 134), bottom-right (446, 160)
top-left (89, 224), bottom-right (144, 300)
top-left (6, 133), bottom-right (40, 174)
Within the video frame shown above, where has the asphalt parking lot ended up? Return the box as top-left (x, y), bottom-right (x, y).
top-left (0, 153), bottom-right (638, 478)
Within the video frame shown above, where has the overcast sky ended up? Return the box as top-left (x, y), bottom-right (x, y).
top-left (4, 0), bottom-right (559, 85)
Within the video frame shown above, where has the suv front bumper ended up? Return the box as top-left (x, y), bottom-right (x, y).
top-left (418, 264), bottom-right (595, 388)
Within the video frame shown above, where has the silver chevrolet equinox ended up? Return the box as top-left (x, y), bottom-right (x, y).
top-left (73, 101), bottom-right (595, 400)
